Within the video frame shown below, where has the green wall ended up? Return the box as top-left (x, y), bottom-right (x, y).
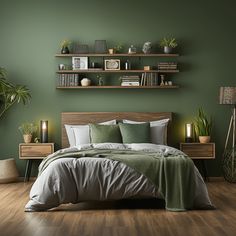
top-left (0, 0), bottom-right (235, 176)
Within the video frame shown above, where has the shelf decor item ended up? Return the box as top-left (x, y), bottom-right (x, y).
top-left (185, 123), bottom-right (194, 143)
top-left (72, 57), bottom-right (88, 70)
top-left (194, 108), bottom-right (212, 143)
top-left (159, 37), bottom-right (178, 54)
top-left (81, 78), bottom-right (91, 86)
top-left (60, 39), bottom-right (71, 54)
top-left (18, 122), bottom-right (37, 143)
top-left (142, 42), bottom-right (152, 54)
top-left (40, 120), bottom-right (48, 143)
top-left (128, 45), bottom-right (137, 54)
top-left (219, 86), bottom-right (236, 182)
top-left (94, 40), bottom-right (107, 53)
top-left (104, 59), bottom-right (120, 70)
top-left (73, 44), bottom-right (89, 54)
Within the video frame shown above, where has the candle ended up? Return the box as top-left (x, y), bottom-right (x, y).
top-left (40, 120), bottom-right (48, 143)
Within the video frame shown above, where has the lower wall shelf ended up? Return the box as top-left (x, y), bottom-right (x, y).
top-left (56, 85), bottom-right (179, 89)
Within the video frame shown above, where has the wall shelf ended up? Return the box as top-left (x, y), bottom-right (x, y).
top-left (56, 85), bottom-right (179, 89)
top-left (57, 69), bottom-right (179, 73)
top-left (55, 53), bottom-right (179, 57)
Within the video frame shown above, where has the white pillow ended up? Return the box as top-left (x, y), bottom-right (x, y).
top-left (122, 119), bottom-right (169, 145)
top-left (65, 120), bottom-right (116, 147)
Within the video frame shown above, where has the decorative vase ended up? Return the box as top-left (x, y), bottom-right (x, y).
top-left (164, 46), bottom-right (172, 54)
top-left (23, 134), bottom-right (32, 143)
top-left (61, 46), bottom-right (69, 54)
top-left (199, 136), bottom-right (211, 143)
top-left (222, 148), bottom-right (236, 182)
top-left (142, 42), bottom-right (152, 54)
top-left (81, 78), bottom-right (91, 86)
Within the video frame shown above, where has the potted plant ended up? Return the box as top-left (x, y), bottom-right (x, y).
top-left (113, 43), bottom-right (123, 53)
top-left (0, 67), bottom-right (31, 119)
top-left (60, 39), bottom-right (71, 54)
top-left (159, 37), bottom-right (178, 54)
top-left (194, 108), bottom-right (212, 143)
top-left (18, 122), bottom-right (37, 143)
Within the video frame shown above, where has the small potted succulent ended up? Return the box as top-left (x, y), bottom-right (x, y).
top-left (194, 108), bottom-right (212, 143)
top-left (19, 122), bottom-right (37, 143)
top-left (159, 37), bottom-right (178, 54)
top-left (60, 39), bottom-right (71, 54)
top-left (113, 43), bottom-right (123, 53)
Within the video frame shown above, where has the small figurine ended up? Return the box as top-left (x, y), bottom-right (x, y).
top-left (97, 75), bottom-right (104, 86)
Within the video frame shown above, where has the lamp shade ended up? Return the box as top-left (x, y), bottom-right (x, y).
top-left (219, 87), bottom-right (236, 104)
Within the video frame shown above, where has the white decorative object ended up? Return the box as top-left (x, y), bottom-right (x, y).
top-left (72, 57), bottom-right (88, 70)
top-left (81, 78), bottom-right (91, 86)
top-left (104, 59), bottom-right (120, 70)
top-left (142, 42), bottom-right (152, 54)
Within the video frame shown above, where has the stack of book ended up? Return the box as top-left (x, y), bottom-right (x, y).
top-left (140, 72), bottom-right (158, 86)
top-left (58, 74), bottom-right (79, 87)
top-left (157, 62), bottom-right (178, 70)
top-left (120, 76), bottom-right (140, 86)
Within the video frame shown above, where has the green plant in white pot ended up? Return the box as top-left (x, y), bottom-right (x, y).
top-left (159, 37), bottom-right (178, 54)
top-left (194, 108), bottom-right (212, 143)
top-left (19, 122), bottom-right (37, 143)
top-left (0, 67), bottom-right (31, 118)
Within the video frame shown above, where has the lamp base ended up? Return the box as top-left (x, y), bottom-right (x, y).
top-left (185, 137), bottom-right (193, 143)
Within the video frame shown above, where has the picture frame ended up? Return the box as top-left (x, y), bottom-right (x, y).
top-left (104, 59), bottom-right (120, 70)
top-left (72, 57), bottom-right (88, 70)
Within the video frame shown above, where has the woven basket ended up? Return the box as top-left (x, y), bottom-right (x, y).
top-left (0, 158), bottom-right (19, 183)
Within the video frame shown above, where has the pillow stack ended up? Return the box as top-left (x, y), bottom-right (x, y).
top-left (65, 119), bottom-right (169, 147)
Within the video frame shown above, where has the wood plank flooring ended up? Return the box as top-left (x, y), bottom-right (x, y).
top-left (0, 181), bottom-right (235, 236)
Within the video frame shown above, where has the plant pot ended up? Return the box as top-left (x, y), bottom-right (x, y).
top-left (164, 46), bottom-right (172, 54)
top-left (23, 134), bottom-right (32, 143)
top-left (199, 136), bottom-right (211, 143)
top-left (61, 46), bottom-right (70, 54)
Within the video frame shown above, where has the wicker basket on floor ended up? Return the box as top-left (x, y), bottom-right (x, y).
top-left (0, 158), bottom-right (19, 183)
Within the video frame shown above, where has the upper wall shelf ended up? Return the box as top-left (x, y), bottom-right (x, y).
top-left (55, 53), bottom-right (179, 57)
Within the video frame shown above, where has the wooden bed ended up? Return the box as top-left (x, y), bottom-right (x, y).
top-left (61, 112), bottom-right (172, 148)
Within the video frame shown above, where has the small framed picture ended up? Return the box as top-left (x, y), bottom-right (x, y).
top-left (72, 57), bottom-right (88, 70)
top-left (104, 59), bottom-right (120, 70)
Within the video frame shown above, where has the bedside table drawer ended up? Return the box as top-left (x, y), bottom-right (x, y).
top-left (19, 143), bottom-right (54, 159)
top-left (180, 143), bottom-right (215, 159)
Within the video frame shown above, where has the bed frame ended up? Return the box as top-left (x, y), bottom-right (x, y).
top-left (61, 112), bottom-right (172, 148)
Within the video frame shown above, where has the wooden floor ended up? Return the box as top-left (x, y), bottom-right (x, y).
top-left (0, 181), bottom-right (236, 236)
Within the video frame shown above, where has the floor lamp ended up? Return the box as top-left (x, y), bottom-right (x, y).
top-left (219, 87), bottom-right (236, 182)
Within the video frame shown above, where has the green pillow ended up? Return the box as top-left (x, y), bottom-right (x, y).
top-left (89, 124), bottom-right (122, 143)
top-left (119, 122), bottom-right (151, 143)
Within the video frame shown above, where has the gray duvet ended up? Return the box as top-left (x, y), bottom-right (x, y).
top-left (25, 143), bottom-right (214, 211)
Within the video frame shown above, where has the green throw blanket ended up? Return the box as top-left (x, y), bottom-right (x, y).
top-left (39, 148), bottom-right (195, 211)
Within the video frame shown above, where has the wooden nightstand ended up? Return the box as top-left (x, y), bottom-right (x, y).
top-left (19, 143), bottom-right (54, 182)
top-left (180, 143), bottom-right (215, 181)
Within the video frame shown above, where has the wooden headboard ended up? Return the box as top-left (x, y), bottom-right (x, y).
top-left (61, 112), bottom-right (172, 148)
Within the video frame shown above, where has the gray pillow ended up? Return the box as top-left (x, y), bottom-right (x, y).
top-left (89, 124), bottom-right (122, 143)
top-left (119, 122), bottom-right (151, 143)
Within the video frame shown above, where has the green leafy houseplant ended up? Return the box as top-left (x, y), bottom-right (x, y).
top-left (159, 37), bottom-right (178, 48)
top-left (18, 122), bottom-right (37, 143)
top-left (194, 108), bottom-right (212, 143)
top-left (60, 39), bottom-right (71, 48)
top-left (18, 122), bottom-right (37, 135)
top-left (0, 67), bottom-right (31, 119)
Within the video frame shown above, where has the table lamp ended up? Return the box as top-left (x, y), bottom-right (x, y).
top-left (40, 120), bottom-right (48, 143)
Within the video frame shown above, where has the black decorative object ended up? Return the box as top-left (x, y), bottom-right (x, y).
top-left (61, 46), bottom-right (69, 54)
top-left (40, 120), bottom-right (48, 143)
top-left (94, 40), bottom-right (107, 53)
